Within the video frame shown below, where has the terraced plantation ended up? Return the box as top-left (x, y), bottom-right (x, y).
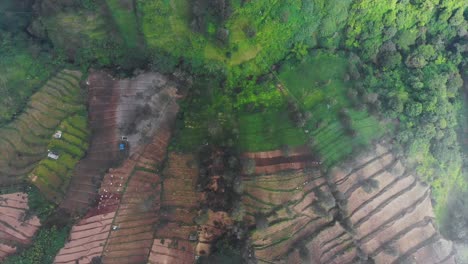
top-left (241, 152), bottom-right (348, 263)
top-left (54, 70), bottom-right (183, 263)
top-left (242, 142), bottom-right (457, 263)
top-left (0, 192), bottom-right (41, 261)
top-left (60, 70), bottom-right (181, 214)
top-left (150, 152), bottom-right (199, 263)
top-left (329, 143), bottom-right (457, 264)
top-left (0, 70), bottom-right (84, 192)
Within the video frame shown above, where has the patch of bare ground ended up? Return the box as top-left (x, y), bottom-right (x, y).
top-left (0, 192), bottom-right (41, 261)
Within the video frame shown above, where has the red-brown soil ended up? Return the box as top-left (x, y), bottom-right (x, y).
top-left (54, 70), bottom-right (183, 263)
top-left (150, 153), bottom-right (200, 264)
top-left (60, 71), bottom-right (120, 214)
top-left (242, 145), bottom-right (321, 175)
top-left (0, 192), bottom-right (41, 261)
top-left (60, 70), bottom-right (182, 215)
top-left (54, 212), bottom-right (115, 264)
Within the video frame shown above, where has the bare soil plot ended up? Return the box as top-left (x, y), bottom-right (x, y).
top-left (242, 146), bottom-right (321, 175)
top-left (54, 212), bottom-right (115, 264)
top-left (0, 193), bottom-right (41, 261)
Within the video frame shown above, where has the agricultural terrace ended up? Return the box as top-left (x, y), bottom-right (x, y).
top-left (29, 114), bottom-right (89, 203)
top-left (328, 144), bottom-right (457, 263)
top-left (0, 70), bottom-right (85, 189)
top-left (241, 168), bottom-right (348, 262)
top-left (151, 153), bottom-right (200, 263)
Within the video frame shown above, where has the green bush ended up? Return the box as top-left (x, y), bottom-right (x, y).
top-left (4, 226), bottom-right (70, 264)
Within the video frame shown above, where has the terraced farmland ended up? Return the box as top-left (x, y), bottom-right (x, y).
top-left (29, 114), bottom-right (89, 203)
top-left (0, 192), bottom-right (41, 261)
top-left (60, 70), bottom-right (181, 214)
top-left (150, 152), bottom-right (199, 263)
top-left (242, 167), bottom-right (344, 262)
top-left (0, 70), bottom-right (84, 190)
top-left (54, 69), bottom-right (183, 263)
top-left (54, 129), bottom-right (174, 264)
top-left (242, 142), bottom-right (456, 263)
top-left (242, 145), bottom-right (320, 175)
top-left (329, 143), bottom-right (457, 264)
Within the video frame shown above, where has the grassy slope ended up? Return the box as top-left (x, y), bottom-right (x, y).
top-left (280, 53), bottom-right (385, 165)
top-left (0, 36), bottom-right (54, 125)
top-left (105, 0), bottom-right (141, 49)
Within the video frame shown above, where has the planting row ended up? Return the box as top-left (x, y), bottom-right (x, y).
top-left (329, 144), bottom-right (456, 263)
top-left (0, 70), bottom-right (84, 189)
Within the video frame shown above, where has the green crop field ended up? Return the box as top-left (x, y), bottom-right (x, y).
top-left (29, 114), bottom-right (89, 202)
top-left (238, 109), bottom-right (307, 152)
top-left (0, 70), bottom-right (86, 196)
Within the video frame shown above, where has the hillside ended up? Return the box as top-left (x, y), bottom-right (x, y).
top-left (0, 0), bottom-right (467, 263)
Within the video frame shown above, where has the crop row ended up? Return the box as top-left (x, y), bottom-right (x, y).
top-left (0, 70), bottom-right (84, 189)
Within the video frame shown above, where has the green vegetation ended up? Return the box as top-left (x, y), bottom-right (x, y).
top-left (0, 0), bottom-right (467, 261)
top-left (279, 51), bottom-right (386, 165)
top-left (4, 226), bottom-right (70, 264)
top-left (105, 0), bottom-right (142, 49)
top-left (238, 109), bottom-right (306, 152)
top-left (29, 114), bottom-right (90, 202)
top-left (0, 70), bottom-right (85, 191)
top-left (0, 32), bottom-right (56, 125)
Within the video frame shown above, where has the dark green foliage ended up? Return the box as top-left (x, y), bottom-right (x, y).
top-left (441, 187), bottom-right (468, 242)
top-left (0, 0), bottom-right (34, 32)
top-left (4, 226), bottom-right (70, 264)
top-left (197, 235), bottom-right (244, 264)
top-left (26, 186), bottom-right (55, 221)
top-left (0, 31), bottom-right (56, 125)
